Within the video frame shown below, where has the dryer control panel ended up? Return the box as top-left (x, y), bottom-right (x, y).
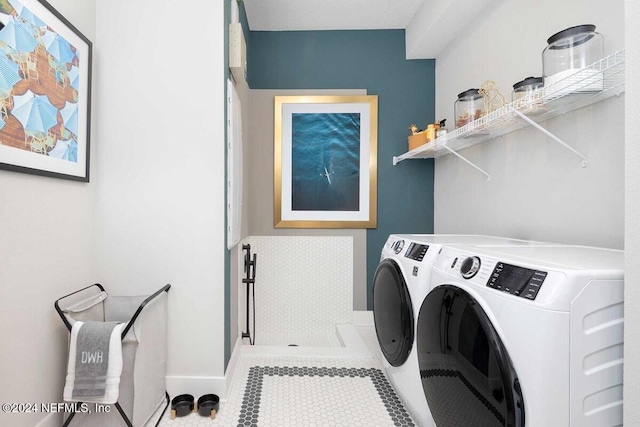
top-left (405, 243), bottom-right (428, 261)
top-left (487, 262), bottom-right (548, 300)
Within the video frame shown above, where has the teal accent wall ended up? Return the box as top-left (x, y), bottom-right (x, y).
top-left (248, 30), bottom-right (435, 309)
top-left (224, 0), bottom-right (231, 369)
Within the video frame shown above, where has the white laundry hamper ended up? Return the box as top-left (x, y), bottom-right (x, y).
top-left (55, 284), bottom-right (171, 426)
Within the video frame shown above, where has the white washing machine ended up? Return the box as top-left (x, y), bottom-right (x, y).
top-left (372, 235), bottom-right (550, 427)
top-left (415, 244), bottom-right (624, 427)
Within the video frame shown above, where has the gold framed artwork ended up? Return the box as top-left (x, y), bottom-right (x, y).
top-left (274, 95), bottom-right (378, 228)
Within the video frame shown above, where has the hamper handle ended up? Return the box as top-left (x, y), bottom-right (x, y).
top-left (54, 284), bottom-right (106, 332)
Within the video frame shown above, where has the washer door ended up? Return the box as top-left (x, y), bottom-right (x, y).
top-left (417, 285), bottom-right (525, 427)
top-left (372, 259), bottom-right (414, 367)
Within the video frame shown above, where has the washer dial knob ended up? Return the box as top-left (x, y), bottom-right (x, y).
top-left (392, 240), bottom-right (405, 254)
top-left (460, 256), bottom-right (481, 279)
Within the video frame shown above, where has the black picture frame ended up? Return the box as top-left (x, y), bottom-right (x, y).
top-left (0, 0), bottom-right (92, 182)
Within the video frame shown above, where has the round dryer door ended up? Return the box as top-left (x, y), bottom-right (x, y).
top-left (372, 259), bottom-right (414, 367)
top-left (416, 285), bottom-right (525, 427)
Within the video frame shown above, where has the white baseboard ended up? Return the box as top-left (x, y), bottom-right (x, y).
top-left (166, 337), bottom-right (243, 402)
top-left (224, 337), bottom-right (242, 392)
top-left (34, 412), bottom-right (63, 427)
top-left (166, 375), bottom-right (227, 401)
top-left (353, 310), bottom-right (374, 326)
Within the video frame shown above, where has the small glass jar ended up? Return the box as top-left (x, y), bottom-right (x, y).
top-left (512, 77), bottom-right (543, 102)
top-left (543, 25), bottom-right (604, 89)
top-left (455, 89), bottom-right (484, 128)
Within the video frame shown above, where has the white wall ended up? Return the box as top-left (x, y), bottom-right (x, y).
top-left (624, 0), bottom-right (640, 424)
top-left (93, 0), bottom-right (227, 397)
top-left (229, 78), bottom-right (251, 360)
top-left (434, 0), bottom-right (625, 248)
top-left (0, 1), bottom-right (96, 426)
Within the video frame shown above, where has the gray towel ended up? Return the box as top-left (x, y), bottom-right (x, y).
top-left (72, 321), bottom-right (119, 399)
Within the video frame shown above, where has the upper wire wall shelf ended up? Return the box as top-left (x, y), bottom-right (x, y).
top-left (393, 49), bottom-right (626, 178)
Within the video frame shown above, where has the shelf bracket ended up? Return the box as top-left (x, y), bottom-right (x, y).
top-left (512, 108), bottom-right (587, 167)
top-left (441, 144), bottom-right (491, 181)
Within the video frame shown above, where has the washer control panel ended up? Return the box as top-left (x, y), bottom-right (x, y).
top-left (405, 243), bottom-right (429, 262)
top-left (487, 262), bottom-right (548, 300)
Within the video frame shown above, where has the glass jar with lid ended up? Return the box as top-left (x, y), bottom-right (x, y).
top-left (455, 89), bottom-right (485, 128)
top-left (543, 25), bottom-right (604, 91)
top-left (512, 77), bottom-right (543, 102)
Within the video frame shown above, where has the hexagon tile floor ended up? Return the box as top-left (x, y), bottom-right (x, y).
top-left (154, 326), bottom-right (416, 427)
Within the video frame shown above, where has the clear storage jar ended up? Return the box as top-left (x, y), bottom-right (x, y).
top-left (455, 89), bottom-right (484, 128)
top-left (542, 25), bottom-right (604, 91)
top-left (512, 77), bottom-right (543, 102)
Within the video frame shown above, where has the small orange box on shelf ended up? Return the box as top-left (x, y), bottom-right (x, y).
top-left (408, 132), bottom-right (429, 151)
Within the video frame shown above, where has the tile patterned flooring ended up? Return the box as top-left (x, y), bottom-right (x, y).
top-left (154, 326), bottom-right (416, 427)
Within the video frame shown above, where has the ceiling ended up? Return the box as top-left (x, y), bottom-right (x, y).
top-left (242, 0), bottom-right (424, 31)
top-left (241, 0), bottom-right (498, 59)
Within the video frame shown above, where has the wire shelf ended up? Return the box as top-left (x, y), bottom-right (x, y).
top-left (393, 49), bottom-right (625, 167)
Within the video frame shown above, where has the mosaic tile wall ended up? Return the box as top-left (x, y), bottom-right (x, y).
top-left (243, 236), bottom-right (353, 337)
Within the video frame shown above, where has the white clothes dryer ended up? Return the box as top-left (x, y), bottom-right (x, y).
top-left (372, 235), bottom-right (549, 427)
top-left (416, 245), bottom-right (624, 427)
